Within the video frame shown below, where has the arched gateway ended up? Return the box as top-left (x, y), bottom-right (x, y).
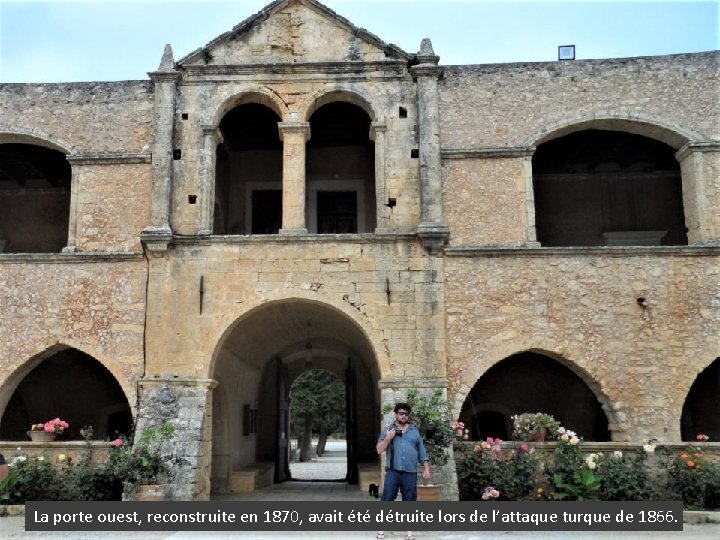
top-left (209, 299), bottom-right (381, 495)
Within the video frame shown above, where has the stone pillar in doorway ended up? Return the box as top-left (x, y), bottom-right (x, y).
top-left (378, 378), bottom-right (458, 501)
top-left (135, 377), bottom-right (217, 500)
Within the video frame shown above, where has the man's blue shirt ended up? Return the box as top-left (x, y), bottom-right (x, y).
top-left (378, 423), bottom-right (429, 472)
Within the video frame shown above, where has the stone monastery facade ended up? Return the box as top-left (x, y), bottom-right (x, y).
top-left (0, 0), bottom-right (718, 500)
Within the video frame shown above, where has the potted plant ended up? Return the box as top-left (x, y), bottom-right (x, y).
top-left (511, 412), bottom-right (560, 442)
top-left (27, 418), bottom-right (69, 442)
top-left (109, 422), bottom-right (180, 500)
top-left (401, 389), bottom-right (456, 500)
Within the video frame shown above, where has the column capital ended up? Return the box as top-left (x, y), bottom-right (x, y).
top-left (369, 122), bottom-right (387, 141)
top-left (675, 141), bottom-right (720, 162)
top-left (410, 64), bottom-right (443, 79)
top-left (148, 71), bottom-right (181, 84)
top-left (201, 125), bottom-right (224, 144)
top-left (278, 121), bottom-right (311, 142)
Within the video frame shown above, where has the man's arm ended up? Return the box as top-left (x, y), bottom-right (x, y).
top-left (376, 428), bottom-right (396, 454)
top-left (0, 454), bottom-right (8, 482)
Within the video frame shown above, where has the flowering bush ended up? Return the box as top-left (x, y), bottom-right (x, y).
top-left (401, 389), bottom-right (456, 467)
top-left (594, 448), bottom-right (656, 501)
top-left (511, 413), bottom-right (560, 442)
top-left (665, 438), bottom-right (720, 509)
top-left (482, 486), bottom-right (500, 500)
top-left (30, 418), bottom-right (69, 435)
top-left (452, 421), bottom-right (469, 440)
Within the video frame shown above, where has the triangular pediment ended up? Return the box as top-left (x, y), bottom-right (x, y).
top-left (177, 0), bottom-right (409, 67)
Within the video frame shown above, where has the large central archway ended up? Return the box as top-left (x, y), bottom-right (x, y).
top-left (209, 299), bottom-right (380, 495)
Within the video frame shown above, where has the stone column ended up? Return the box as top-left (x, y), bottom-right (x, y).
top-left (62, 162), bottom-right (81, 252)
top-left (676, 142), bottom-right (720, 245)
top-left (135, 377), bottom-right (217, 500)
top-left (198, 126), bottom-right (223, 235)
top-left (278, 121), bottom-right (311, 235)
top-left (370, 122), bottom-right (389, 233)
top-left (142, 45), bottom-right (180, 251)
top-left (411, 39), bottom-right (449, 253)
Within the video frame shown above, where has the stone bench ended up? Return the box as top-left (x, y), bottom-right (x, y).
top-left (229, 462), bottom-right (275, 493)
top-left (357, 462), bottom-right (381, 493)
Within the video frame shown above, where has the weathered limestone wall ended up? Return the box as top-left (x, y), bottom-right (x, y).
top-left (444, 249), bottom-right (720, 443)
top-left (442, 157), bottom-right (532, 246)
top-left (72, 163), bottom-right (152, 252)
top-left (0, 256), bottom-right (147, 416)
top-left (0, 82), bottom-right (153, 153)
top-left (144, 238), bottom-right (443, 380)
top-left (439, 52), bottom-right (719, 149)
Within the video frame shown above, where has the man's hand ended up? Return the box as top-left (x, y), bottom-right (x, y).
top-left (422, 462), bottom-right (431, 480)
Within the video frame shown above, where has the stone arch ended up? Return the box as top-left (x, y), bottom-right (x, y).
top-left (454, 348), bottom-right (620, 441)
top-left (526, 113), bottom-right (702, 150)
top-left (679, 356), bottom-right (720, 441)
top-left (303, 88), bottom-right (377, 123)
top-left (208, 295), bottom-right (385, 492)
top-left (214, 97), bottom-right (284, 234)
top-left (530, 118), bottom-right (689, 247)
top-left (0, 128), bottom-right (76, 155)
top-left (209, 294), bottom-right (388, 379)
top-left (212, 88), bottom-right (289, 128)
top-left (0, 344), bottom-right (134, 440)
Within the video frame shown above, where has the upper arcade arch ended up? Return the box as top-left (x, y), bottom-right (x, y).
top-left (211, 89), bottom-right (290, 128)
top-left (303, 88), bottom-right (377, 124)
top-left (525, 113), bottom-right (702, 151)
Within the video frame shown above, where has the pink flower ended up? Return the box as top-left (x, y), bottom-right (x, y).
top-left (520, 443), bottom-right (529, 452)
top-left (486, 437), bottom-right (494, 443)
top-left (112, 438), bottom-right (123, 448)
top-left (45, 423), bottom-right (56, 433)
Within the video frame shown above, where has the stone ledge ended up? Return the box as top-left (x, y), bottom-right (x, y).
top-left (171, 233), bottom-right (418, 245)
top-left (0, 252), bottom-right (143, 264)
top-left (445, 246), bottom-right (720, 258)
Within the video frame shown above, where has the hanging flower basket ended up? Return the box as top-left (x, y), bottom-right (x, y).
top-left (27, 430), bottom-right (56, 443)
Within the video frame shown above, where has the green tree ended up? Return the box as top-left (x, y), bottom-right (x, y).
top-left (289, 369), bottom-right (345, 461)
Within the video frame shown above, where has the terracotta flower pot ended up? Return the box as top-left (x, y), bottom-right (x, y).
top-left (136, 484), bottom-right (167, 501)
top-left (27, 431), bottom-right (56, 443)
top-left (417, 484), bottom-right (442, 501)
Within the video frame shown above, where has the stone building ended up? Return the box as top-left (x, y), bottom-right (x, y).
top-left (0, 0), bottom-right (718, 500)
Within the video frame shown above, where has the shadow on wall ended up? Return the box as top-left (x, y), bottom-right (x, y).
top-left (0, 348), bottom-right (132, 440)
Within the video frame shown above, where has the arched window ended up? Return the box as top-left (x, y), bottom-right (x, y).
top-left (459, 352), bottom-right (610, 441)
top-left (214, 103), bottom-right (282, 234)
top-left (306, 102), bottom-right (375, 233)
top-left (0, 348), bottom-right (132, 440)
top-left (0, 143), bottom-right (70, 252)
top-left (533, 130), bottom-right (687, 246)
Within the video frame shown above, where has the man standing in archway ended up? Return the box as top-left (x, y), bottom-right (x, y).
top-left (376, 403), bottom-right (430, 540)
top-left (376, 403), bottom-right (431, 500)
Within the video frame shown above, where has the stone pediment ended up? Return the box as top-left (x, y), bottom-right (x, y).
top-left (177, 0), bottom-right (410, 67)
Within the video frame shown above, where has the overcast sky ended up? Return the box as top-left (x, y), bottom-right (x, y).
top-left (0, 0), bottom-right (717, 83)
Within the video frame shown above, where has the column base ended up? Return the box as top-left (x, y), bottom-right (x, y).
top-left (279, 228), bottom-right (308, 236)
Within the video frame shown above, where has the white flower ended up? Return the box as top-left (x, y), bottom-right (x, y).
top-left (613, 450), bottom-right (623, 459)
top-left (643, 444), bottom-right (656, 453)
top-left (12, 455), bottom-right (27, 464)
top-left (587, 461), bottom-right (597, 470)
top-left (569, 438), bottom-right (579, 445)
top-left (589, 453), bottom-right (598, 460)
top-left (560, 434), bottom-right (569, 442)
top-left (558, 427), bottom-right (566, 434)
top-left (37, 456), bottom-right (44, 461)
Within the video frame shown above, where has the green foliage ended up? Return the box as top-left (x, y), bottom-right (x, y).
top-left (664, 444), bottom-right (720, 509)
top-left (404, 389), bottom-right (455, 467)
top-left (289, 369), bottom-right (345, 439)
top-left (456, 442), bottom-right (541, 501)
top-left (595, 450), bottom-right (656, 501)
top-left (553, 467), bottom-right (600, 501)
top-left (108, 421), bottom-right (182, 495)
